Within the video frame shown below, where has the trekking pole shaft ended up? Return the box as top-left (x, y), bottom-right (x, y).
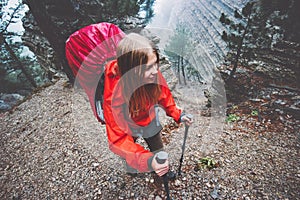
top-left (163, 175), bottom-right (171, 200)
top-left (178, 124), bottom-right (189, 175)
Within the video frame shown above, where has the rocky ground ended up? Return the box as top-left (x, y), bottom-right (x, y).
top-left (0, 72), bottom-right (299, 199)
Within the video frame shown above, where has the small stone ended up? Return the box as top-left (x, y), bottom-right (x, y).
top-left (206, 182), bottom-right (212, 188)
top-left (210, 188), bottom-right (219, 199)
top-left (155, 196), bottom-right (162, 200)
top-left (175, 179), bottom-right (181, 186)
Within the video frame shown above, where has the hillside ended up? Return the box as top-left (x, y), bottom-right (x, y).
top-left (0, 74), bottom-right (299, 199)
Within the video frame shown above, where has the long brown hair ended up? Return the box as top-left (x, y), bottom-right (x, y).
top-left (117, 33), bottom-right (161, 118)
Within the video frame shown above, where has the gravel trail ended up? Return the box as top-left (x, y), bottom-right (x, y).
top-left (0, 78), bottom-right (299, 199)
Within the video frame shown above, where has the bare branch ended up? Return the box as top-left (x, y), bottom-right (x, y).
top-left (1, 2), bottom-right (24, 34)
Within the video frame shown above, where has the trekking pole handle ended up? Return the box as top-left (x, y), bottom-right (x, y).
top-left (185, 114), bottom-right (193, 121)
top-left (156, 151), bottom-right (171, 200)
top-left (155, 151), bottom-right (168, 164)
top-left (182, 114), bottom-right (193, 127)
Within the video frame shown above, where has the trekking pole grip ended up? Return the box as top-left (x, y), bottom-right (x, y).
top-left (185, 114), bottom-right (193, 126)
top-left (155, 151), bottom-right (171, 200)
top-left (155, 151), bottom-right (168, 164)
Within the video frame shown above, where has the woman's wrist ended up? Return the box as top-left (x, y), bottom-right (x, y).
top-left (147, 155), bottom-right (154, 171)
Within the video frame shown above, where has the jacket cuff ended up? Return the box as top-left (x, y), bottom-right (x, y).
top-left (147, 155), bottom-right (154, 172)
top-left (138, 152), bottom-right (154, 172)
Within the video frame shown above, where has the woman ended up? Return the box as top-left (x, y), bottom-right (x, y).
top-left (103, 33), bottom-right (192, 177)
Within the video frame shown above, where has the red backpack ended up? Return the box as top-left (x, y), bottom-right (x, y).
top-left (65, 22), bottom-right (125, 124)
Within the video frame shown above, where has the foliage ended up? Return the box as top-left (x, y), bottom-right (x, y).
top-left (259, 0), bottom-right (299, 43)
top-left (219, 1), bottom-right (284, 79)
top-left (140, 0), bottom-right (155, 24)
top-left (226, 114), bottom-right (240, 123)
top-left (0, 0), bottom-right (48, 92)
top-left (99, 0), bottom-right (155, 25)
top-left (24, 0), bottom-right (156, 83)
top-left (196, 157), bottom-right (218, 170)
top-left (0, 0), bottom-right (156, 94)
top-left (165, 23), bottom-right (192, 57)
top-left (220, 2), bottom-right (255, 79)
top-left (251, 110), bottom-right (258, 116)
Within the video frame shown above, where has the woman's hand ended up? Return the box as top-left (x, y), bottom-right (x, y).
top-left (181, 114), bottom-right (193, 126)
top-left (151, 155), bottom-right (169, 176)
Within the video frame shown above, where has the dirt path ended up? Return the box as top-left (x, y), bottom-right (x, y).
top-left (0, 78), bottom-right (299, 199)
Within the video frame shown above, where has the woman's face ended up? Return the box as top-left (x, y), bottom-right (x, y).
top-left (143, 52), bottom-right (158, 84)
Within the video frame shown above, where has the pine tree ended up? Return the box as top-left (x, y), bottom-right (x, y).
top-left (164, 23), bottom-right (194, 85)
top-left (219, 2), bottom-right (256, 80)
top-left (220, 1), bottom-right (296, 80)
top-left (0, 1), bottom-right (38, 92)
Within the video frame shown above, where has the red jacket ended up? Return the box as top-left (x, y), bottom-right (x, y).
top-left (103, 60), bottom-right (182, 172)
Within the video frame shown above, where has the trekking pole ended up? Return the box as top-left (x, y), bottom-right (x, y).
top-left (156, 151), bottom-right (171, 200)
top-left (178, 114), bottom-right (193, 176)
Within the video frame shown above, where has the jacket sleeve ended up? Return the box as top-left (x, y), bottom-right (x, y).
top-left (103, 70), bottom-right (153, 172)
top-left (158, 71), bottom-right (182, 123)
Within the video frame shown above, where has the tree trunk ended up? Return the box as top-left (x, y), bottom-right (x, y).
top-left (181, 56), bottom-right (186, 85)
top-left (26, 0), bottom-right (75, 83)
top-left (177, 56), bottom-right (181, 84)
top-left (228, 12), bottom-right (252, 81)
